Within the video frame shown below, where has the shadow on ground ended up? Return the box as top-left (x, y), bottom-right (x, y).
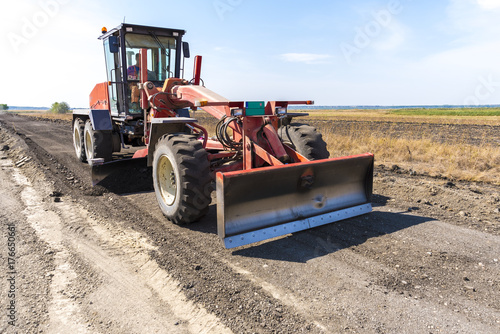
top-left (107, 179), bottom-right (429, 264)
top-left (372, 194), bottom-right (391, 207)
top-left (95, 158), bottom-right (154, 194)
top-left (232, 210), bottom-right (435, 263)
top-left (187, 192), bottom-right (434, 263)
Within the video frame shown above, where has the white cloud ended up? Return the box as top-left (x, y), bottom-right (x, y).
top-left (477, 0), bottom-right (500, 10)
top-left (447, 0), bottom-right (500, 37)
top-left (372, 21), bottom-right (407, 51)
top-left (280, 53), bottom-right (332, 64)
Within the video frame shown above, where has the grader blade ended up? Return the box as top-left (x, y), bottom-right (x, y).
top-left (217, 153), bottom-right (374, 248)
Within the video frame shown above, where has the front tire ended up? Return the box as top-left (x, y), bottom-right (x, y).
top-left (278, 123), bottom-right (330, 160)
top-left (83, 120), bottom-right (113, 164)
top-left (153, 134), bottom-right (212, 224)
top-left (73, 118), bottom-right (86, 162)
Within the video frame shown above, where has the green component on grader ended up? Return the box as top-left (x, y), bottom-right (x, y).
top-left (245, 101), bottom-right (266, 116)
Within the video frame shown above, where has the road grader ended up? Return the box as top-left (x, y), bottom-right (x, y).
top-left (72, 24), bottom-right (373, 248)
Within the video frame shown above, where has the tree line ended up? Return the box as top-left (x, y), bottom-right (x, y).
top-left (0, 102), bottom-right (71, 113)
top-left (49, 102), bottom-right (70, 114)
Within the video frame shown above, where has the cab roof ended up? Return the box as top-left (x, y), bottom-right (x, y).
top-left (99, 23), bottom-right (186, 40)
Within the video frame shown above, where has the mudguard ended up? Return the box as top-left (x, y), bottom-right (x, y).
top-left (89, 109), bottom-right (113, 131)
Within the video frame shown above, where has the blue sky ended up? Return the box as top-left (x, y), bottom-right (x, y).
top-left (1, 0), bottom-right (500, 107)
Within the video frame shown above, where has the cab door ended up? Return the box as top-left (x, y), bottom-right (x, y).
top-left (103, 36), bottom-right (121, 116)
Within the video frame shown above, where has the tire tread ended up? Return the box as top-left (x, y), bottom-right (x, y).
top-left (154, 134), bottom-right (212, 224)
top-left (278, 123), bottom-right (330, 160)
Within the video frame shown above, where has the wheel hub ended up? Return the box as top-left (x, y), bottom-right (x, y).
top-left (74, 127), bottom-right (81, 151)
top-left (85, 130), bottom-right (92, 157)
top-left (157, 154), bottom-right (177, 206)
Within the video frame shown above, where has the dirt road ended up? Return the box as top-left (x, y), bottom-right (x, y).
top-left (1, 112), bottom-right (499, 333)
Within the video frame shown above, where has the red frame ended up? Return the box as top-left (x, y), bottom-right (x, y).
top-left (140, 55), bottom-right (318, 174)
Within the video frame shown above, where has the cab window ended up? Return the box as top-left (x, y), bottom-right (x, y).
top-left (125, 33), bottom-right (177, 82)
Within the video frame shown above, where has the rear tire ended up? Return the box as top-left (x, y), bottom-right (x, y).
top-left (278, 123), bottom-right (330, 160)
top-left (83, 120), bottom-right (113, 164)
top-left (73, 118), bottom-right (86, 162)
top-left (153, 134), bottom-right (212, 224)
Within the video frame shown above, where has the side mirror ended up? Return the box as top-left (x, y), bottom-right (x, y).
top-left (182, 42), bottom-right (190, 59)
top-left (109, 36), bottom-right (119, 53)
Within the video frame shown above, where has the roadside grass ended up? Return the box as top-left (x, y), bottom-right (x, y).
top-left (298, 108), bottom-right (500, 125)
top-left (15, 110), bottom-right (72, 121)
top-left (317, 121), bottom-right (500, 184)
top-left (388, 108), bottom-right (500, 117)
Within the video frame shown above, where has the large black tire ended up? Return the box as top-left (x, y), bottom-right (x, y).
top-left (73, 118), bottom-right (86, 162)
top-left (83, 120), bottom-right (113, 164)
top-left (153, 134), bottom-right (212, 224)
top-left (278, 123), bottom-right (330, 160)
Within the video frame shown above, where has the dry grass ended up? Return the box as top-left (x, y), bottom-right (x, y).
top-left (300, 109), bottom-right (500, 126)
top-left (14, 111), bottom-right (73, 122)
top-left (317, 121), bottom-right (500, 184)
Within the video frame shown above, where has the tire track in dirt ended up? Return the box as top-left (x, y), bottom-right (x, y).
top-left (3, 153), bottom-right (233, 333)
top-left (55, 202), bottom-right (233, 334)
top-left (0, 156), bottom-right (54, 333)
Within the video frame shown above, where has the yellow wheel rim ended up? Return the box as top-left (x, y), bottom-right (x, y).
top-left (157, 154), bottom-right (177, 205)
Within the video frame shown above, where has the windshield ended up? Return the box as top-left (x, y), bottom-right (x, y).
top-left (125, 33), bottom-right (177, 82)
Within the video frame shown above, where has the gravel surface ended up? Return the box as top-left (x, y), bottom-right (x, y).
top-left (0, 112), bottom-right (499, 333)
